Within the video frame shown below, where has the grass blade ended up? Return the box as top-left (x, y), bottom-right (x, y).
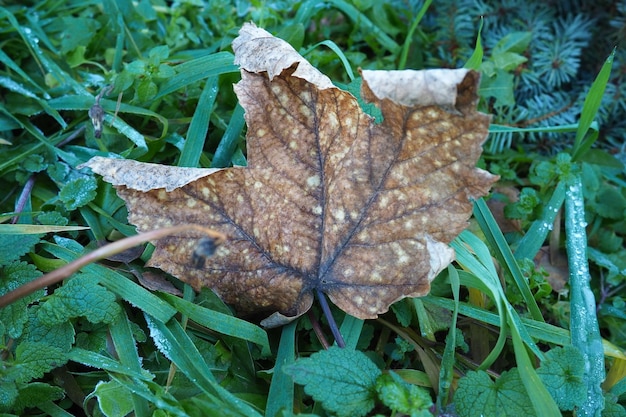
top-left (398, 0), bottom-right (433, 69)
top-left (265, 321), bottom-right (297, 417)
top-left (473, 199), bottom-right (544, 322)
top-left (303, 40), bottom-right (355, 81)
top-left (179, 76), bottom-right (219, 167)
top-left (326, 0), bottom-right (399, 53)
top-left (513, 181), bottom-right (566, 260)
top-left (339, 314), bottom-right (364, 350)
top-left (155, 52), bottom-right (238, 99)
top-left (565, 174), bottom-right (605, 416)
top-left (109, 312), bottom-right (151, 416)
top-left (509, 318), bottom-right (561, 417)
top-left (159, 292), bottom-right (271, 356)
top-left (144, 314), bottom-right (263, 417)
top-left (463, 17), bottom-right (483, 70)
top-left (211, 104), bottom-right (245, 168)
top-left (572, 49), bottom-right (615, 161)
top-left (436, 265), bottom-right (460, 410)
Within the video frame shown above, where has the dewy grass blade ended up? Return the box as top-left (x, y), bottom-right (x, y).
top-left (144, 314), bottom-right (263, 417)
top-left (211, 104), bottom-right (246, 168)
top-left (159, 292), bottom-right (271, 356)
top-left (109, 311), bottom-right (151, 416)
top-left (514, 181), bottom-right (566, 261)
top-left (424, 295), bottom-right (626, 360)
top-left (179, 76), bottom-right (219, 167)
top-left (565, 174), bottom-right (606, 416)
top-left (155, 52), bottom-right (238, 99)
top-left (48, 95), bottom-right (169, 139)
top-left (265, 320), bottom-right (297, 417)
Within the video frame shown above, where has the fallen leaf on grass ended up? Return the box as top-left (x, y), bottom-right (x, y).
top-left (82, 23), bottom-right (497, 326)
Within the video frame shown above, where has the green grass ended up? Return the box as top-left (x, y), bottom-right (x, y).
top-left (1, 1), bottom-right (626, 416)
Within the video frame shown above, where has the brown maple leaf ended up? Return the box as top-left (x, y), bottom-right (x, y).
top-left (83, 23), bottom-right (498, 326)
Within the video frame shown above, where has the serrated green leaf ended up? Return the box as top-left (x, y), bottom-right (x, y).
top-left (37, 273), bottom-right (121, 326)
top-left (0, 380), bottom-right (18, 412)
top-left (390, 299), bottom-right (413, 327)
top-left (536, 346), bottom-right (587, 411)
top-left (454, 369), bottom-right (535, 417)
top-left (0, 261), bottom-right (44, 338)
top-left (11, 341), bottom-right (67, 384)
top-left (0, 234), bottom-right (41, 266)
top-left (592, 186), bottom-right (626, 219)
top-left (92, 380), bottom-right (135, 417)
top-left (603, 393), bottom-right (626, 417)
top-left (24, 306), bottom-right (74, 351)
top-left (284, 346), bottom-right (381, 417)
top-left (11, 382), bottom-right (64, 415)
top-left (35, 211), bottom-right (69, 226)
top-left (59, 176), bottom-right (98, 211)
top-left (375, 371), bottom-right (433, 417)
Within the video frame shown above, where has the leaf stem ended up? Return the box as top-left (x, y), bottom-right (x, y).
top-left (0, 224), bottom-right (225, 308)
top-left (316, 289), bottom-right (346, 348)
top-left (308, 309), bottom-right (330, 350)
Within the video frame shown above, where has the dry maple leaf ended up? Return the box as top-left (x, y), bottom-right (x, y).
top-left (82, 23), bottom-right (498, 327)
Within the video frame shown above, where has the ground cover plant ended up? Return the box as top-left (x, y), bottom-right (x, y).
top-left (1, 1), bottom-right (626, 416)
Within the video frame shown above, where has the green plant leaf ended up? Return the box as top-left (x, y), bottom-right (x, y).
top-left (10, 382), bottom-right (64, 416)
top-left (0, 261), bottom-right (44, 338)
top-left (0, 234), bottom-right (41, 266)
top-left (59, 176), bottom-right (98, 211)
top-left (37, 273), bottom-right (121, 326)
top-left (92, 380), bottom-right (135, 417)
top-left (376, 371), bottom-right (433, 417)
top-left (284, 346), bottom-right (381, 417)
top-left (10, 341), bottom-right (67, 384)
top-left (493, 31), bottom-right (532, 54)
top-left (454, 369), bottom-right (535, 417)
top-left (23, 306), bottom-right (74, 351)
top-left (537, 346), bottom-right (587, 411)
top-left (0, 380), bottom-right (18, 412)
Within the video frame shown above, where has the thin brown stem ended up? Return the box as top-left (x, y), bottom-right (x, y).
top-left (308, 309), bottom-right (330, 350)
top-left (11, 176), bottom-right (36, 224)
